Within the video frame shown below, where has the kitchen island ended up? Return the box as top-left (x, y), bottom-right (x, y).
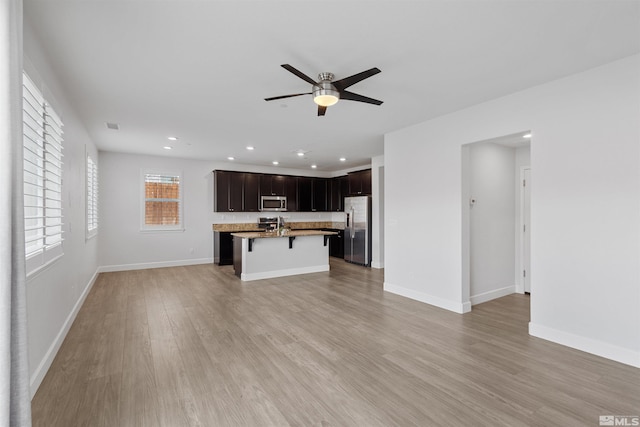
top-left (231, 230), bottom-right (337, 281)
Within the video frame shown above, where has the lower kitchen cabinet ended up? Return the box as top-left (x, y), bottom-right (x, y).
top-left (327, 229), bottom-right (345, 258)
top-left (214, 232), bottom-right (234, 265)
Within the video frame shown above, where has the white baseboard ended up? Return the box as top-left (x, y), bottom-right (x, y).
top-left (30, 268), bottom-right (100, 398)
top-left (241, 265), bottom-right (330, 282)
top-left (529, 322), bottom-right (640, 368)
top-left (98, 257), bottom-right (213, 273)
top-left (371, 261), bottom-right (384, 269)
top-left (384, 282), bottom-right (471, 314)
top-left (470, 285), bottom-right (515, 306)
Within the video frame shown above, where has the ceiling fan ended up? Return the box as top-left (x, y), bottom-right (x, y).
top-left (265, 64), bottom-right (383, 116)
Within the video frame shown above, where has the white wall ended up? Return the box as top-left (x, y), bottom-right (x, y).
top-left (467, 142), bottom-right (516, 304)
top-left (385, 54), bottom-right (640, 367)
top-left (24, 21), bottom-right (100, 396)
top-left (99, 152), bottom-right (216, 271)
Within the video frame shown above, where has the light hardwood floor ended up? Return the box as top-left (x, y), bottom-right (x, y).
top-left (31, 260), bottom-right (639, 426)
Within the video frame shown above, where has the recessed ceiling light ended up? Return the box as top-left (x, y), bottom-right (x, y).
top-left (227, 156), bottom-right (235, 161)
top-left (246, 146), bottom-right (254, 151)
top-left (272, 161), bottom-right (279, 165)
top-left (167, 136), bottom-right (178, 141)
top-left (339, 157), bottom-right (346, 162)
top-left (311, 164), bottom-right (317, 169)
top-left (297, 152), bottom-right (305, 157)
top-left (105, 122), bottom-right (119, 130)
top-left (523, 133), bottom-right (532, 139)
top-left (163, 146), bottom-right (172, 150)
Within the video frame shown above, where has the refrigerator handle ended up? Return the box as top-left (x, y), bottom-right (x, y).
top-left (350, 207), bottom-right (356, 238)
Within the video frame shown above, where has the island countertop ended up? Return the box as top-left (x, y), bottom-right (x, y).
top-left (213, 221), bottom-right (344, 232)
top-left (231, 230), bottom-right (337, 239)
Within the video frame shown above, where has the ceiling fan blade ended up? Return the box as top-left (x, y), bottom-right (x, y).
top-left (340, 90), bottom-right (383, 105)
top-left (281, 64), bottom-right (317, 85)
top-left (333, 67), bottom-right (381, 91)
top-left (317, 105), bottom-right (327, 116)
top-left (264, 92), bottom-right (311, 101)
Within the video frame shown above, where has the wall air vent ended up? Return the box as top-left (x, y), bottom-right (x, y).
top-left (106, 122), bottom-right (119, 130)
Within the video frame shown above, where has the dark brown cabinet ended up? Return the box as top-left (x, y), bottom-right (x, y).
top-left (243, 173), bottom-right (260, 212)
top-left (327, 229), bottom-right (345, 258)
top-left (312, 178), bottom-right (328, 212)
top-left (298, 178), bottom-right (328, 212)
top-left (215, 170), bottom-right (353, 213)
top-left (214, 232), bottom-right (234, 265)
top-left (329, 176), bottom-right (348, 211)
top-left (297, 177), bottom-right (312, 212)
top-left (348, 169), bottom-right (372, 195)
top-left (215, 170), bottom-right (243, 212)
top-left (260, 174), bottom-right (286, 196)
top-left (283, 176), bottom-right (298, 211)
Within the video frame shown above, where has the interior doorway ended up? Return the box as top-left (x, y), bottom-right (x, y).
top-left (461, 131), bottom-right (531, 307)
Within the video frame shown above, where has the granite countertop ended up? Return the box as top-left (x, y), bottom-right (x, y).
top-left (213, 221), bottom-right (344, 232)
top-left (231, 230), bottom-right (338, 239)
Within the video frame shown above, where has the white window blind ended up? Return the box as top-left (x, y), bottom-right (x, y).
top-left (87, 154), bottom-right (98, 237)
top-left (23, 72), bottom-right (64, 274)
top-left (142, 172), bottom-right (183, 230)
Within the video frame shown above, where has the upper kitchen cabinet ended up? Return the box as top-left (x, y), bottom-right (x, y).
top-left (297, 177), bottom-right (312, 212)
top-left (260, 174), bottom-right (286, 196)
top-left (214, 170), bottom-right (336, 212)
top-left (312, 178), bottom-right (328, 212)
top-left (298, 177), bottom-right (329, 212)
top-left (283, 176), bottom-right (297, 211)
top-left (214, 170), bottom-right (243, 212)
top-left (243, 172), bottom-right (260, 212)
top-left (348, 169), bottom-right (372, 195)
top-left (329, 175), bottom-right (348, 211)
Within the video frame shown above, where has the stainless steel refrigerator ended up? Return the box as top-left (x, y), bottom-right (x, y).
top-left (344, 196), bottom-right (372, 266)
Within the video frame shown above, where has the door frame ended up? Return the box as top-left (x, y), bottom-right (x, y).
top-left (517, 166), bottom-right (531, 294)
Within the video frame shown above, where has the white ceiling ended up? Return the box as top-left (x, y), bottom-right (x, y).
top-left (24, 0), bottom-right (640, 172)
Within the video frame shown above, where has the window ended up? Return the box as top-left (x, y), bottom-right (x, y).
top-left (86, 153), bottom-right (98, 238)
top-left (22, 72), bottom-right (64, 274)
top-left (141, 172), bottom-right (183, 231)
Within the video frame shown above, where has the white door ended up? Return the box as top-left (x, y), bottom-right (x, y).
top-left (522, 168), bottom-right (531, 293)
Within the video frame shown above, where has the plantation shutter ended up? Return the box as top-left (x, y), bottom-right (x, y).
top-left (23, 72), bottom-right (64, 269)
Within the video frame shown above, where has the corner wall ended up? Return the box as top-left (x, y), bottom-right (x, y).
top-left (384, 54), bottom-right (640, 366)
top-left (24, 21), bottom-right (101, 396)
top-left (98, 152), bottom-right (216, 271)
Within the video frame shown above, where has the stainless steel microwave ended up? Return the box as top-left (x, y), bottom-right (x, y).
top-left (260, 195), bottom-right (287, 212)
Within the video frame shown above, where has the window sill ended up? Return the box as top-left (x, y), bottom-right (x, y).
top-left (26, 252), bottom-right (64, 281)
top-left (139, 228), bottom-right (185, 233)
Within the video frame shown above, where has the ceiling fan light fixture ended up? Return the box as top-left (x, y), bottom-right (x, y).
top-left (313, 77), bottom-right (339, 107)
top-left (314, 93), bottom-right (339, 107)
